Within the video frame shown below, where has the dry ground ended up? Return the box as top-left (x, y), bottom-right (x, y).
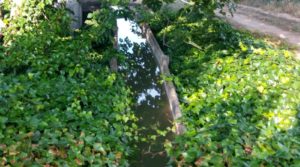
top-left (219, 4), bottom-right (300, 58)
top-left (239, 0), bottom-right (300, 17)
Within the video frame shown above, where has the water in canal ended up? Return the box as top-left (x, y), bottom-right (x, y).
top-left (117, 18), bottom-right (173, 167)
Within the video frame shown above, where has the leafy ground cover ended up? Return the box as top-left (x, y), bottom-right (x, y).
top-left (145, 8), bottom-right (300, 166)
top-left (0, 1), bottom-right (137, 166)
top-left (1, 0), bottom-right (300, 166)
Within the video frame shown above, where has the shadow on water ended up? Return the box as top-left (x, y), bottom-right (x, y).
top-left (117, 18), bottom-right (173, 167)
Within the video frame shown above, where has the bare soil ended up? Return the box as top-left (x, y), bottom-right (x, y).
top-left (239, 0), bottom-right (300, 17)
top-left (218, 5), bottom-right (300, 59)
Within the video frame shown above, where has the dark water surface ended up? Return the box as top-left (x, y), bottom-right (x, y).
top-left (117, 18), bottom-right (173, 167)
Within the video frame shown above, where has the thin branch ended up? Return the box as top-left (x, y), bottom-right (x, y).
top-left (184, 37), bottom-right (203, 50)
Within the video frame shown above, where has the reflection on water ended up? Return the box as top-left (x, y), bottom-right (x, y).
top-left (117, 18), bottom-right (173, 167)
top-left (137, 88), bottom-right (160, 105)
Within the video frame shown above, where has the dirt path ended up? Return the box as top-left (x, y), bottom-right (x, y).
top-left (218, 5), bottom-right (300, 59)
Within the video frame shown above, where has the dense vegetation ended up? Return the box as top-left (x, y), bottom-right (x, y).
top-left (144, 6), bottom-right (300, 166)
top-left (1, 0), bottom-right (299, 166)
top-left (0, 1), bottom-right (138, 166)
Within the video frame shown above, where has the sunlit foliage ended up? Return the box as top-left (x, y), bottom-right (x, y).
top-left (0, 0), bottom-right (138, 166)
top-left (146, 7), bottom-right (300, 166)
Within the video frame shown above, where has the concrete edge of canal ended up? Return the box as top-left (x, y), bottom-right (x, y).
top-left (141, 23), bottom-right (186, 135)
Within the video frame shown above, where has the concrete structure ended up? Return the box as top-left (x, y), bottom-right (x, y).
top-left (67, 0), bottom-right (142, 29)
top-left (66, 0), bottom-right (82, 29)
top-left (78, 0), bottom-right (100, 12)
top-left (141, 24), bottom-right (185, 135)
